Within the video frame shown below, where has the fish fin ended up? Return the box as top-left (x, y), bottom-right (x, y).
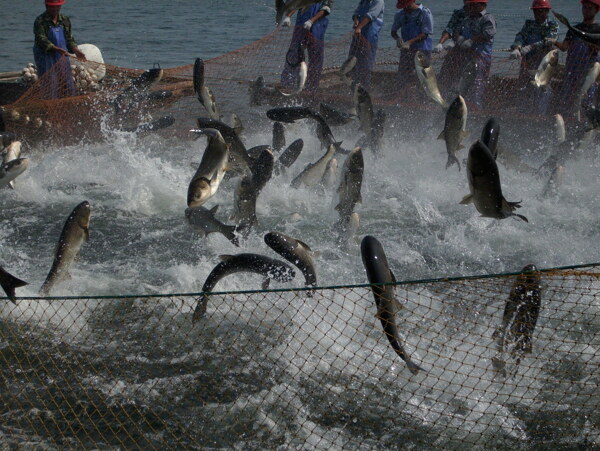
top-left (436, 130), bottom-right (445, 140)
top-left (261, 278), bottom-right (271, 290)
top-left (513, 213), bottom-right (529, 223)
top-left (210, 205), bottom-right (219, 214)
top-left (219, 255), bottom-right (234, 262)
top-left (390, 270), bottom-right (397, 284)
top-left (460, 194), bottom-right (473, 204)
top-left (223, 225), bottom-right (240, 247)
top-left (296, 238), bottom-right (312, 252)
top-left (0, 269), bottom-right (28, 303)
top-left (192, 295), bottom-right (209, 324)
top-left (446, 154), bottom-right (461, 171)
top-left (8, 181), bottom-right (15, 189)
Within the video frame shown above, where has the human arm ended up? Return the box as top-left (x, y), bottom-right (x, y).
top-left (34, 15), bottom-right (55, 52)
top-left (354, 16), bottom-right (372, 35)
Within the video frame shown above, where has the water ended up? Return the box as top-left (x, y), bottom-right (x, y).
top-left (2, 0), bottom-right (600, 448)
top-left (1, 0), bottom-right (584, 71)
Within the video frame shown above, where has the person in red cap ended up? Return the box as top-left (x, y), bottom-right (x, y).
top-left (390, 0), bottom-right (434, 89)
top-left (33, 0), bottom-right (86, 83)
top-left (552, 0), bottom-right (600, 118)
top-left (509, 0), bottom-right (559, 114)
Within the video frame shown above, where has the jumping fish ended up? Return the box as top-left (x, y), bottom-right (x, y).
top-left (0, 158), bottom-right (29, 189)
top-left (187, 129), bottom-right (230, 208)
top-left (338, 55), bottom-right (357, 86)
top-left (192, 253), bottom-right (296, 322)
top-left (360, 236), bottom-right (424, 375)
top-left (415, 51), bottom-right (448, 109)
top-left (320, 157), bottom-right (338, 189)
top-left (186, 205), bottom-right (239, 247)
top-left (438, 96), bottom-right (468, 170)
top-left (318, 103), bottom-right (356, 126)
top-left (460, 141), bottom-right (528, 222)
top-left (264, 231), bottom-right (317, 294)
top-left (194, 58), bottom-right (221, 120)
top-left (272, 121), bottom-right (286, 153)
top-left (553, 11), bottom-right (600, 48)
top-left (533, 49), bottom-right (559, 89)
top-left (40, 201), bottom-right (91, 296)
top-left (275, 138), bottom-right (304, 176)
top-left (114, 66), bottom-right (163, 114)
top-left (290, 144), bottom-right (336, 188)
top-left (267, 107), bottom-right (341, 151)
top-left (335, 147), bottom-right (363, 234)
top-left (196, 117), bottom-right (252, 175)
top-left (492, 264), bottom-right (542, 375)
top-left (2, 140), bottom-right (22, 189)
top-left (575, 62), bottom-right (600, 121)
top-left (353, 84), bottom-right (373, 147)
top-left (0, 265), bottom-right (28, 303)
top-left (480, 117), bottom-right (500, 160)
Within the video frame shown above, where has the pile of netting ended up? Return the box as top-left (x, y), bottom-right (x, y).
top-left (1, 263), bottom-right (599, 448)
top-left (0, 28), bottom-right (531, 148)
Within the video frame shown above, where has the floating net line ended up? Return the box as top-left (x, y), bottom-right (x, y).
top-left (1, 263), bottom-right (599, 448)
top-left (1, 27), bottom-right (555, 148)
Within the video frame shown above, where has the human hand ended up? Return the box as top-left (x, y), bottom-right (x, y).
top-left (303, 20), bottom-right (313, 31)
top-left (397, 38), bottom-right (409, 50)
top-left (509, 49), bottom-right (521, 59)
top-left (433, 43), bottom-right (444, 53)
top-left (460, 39), bottom-right (472, 50)
top-left (281, 16), bottom-right (291, 27)
top-left (74, 48), bottom-right (87, 62)
top-left (354, 26), bottom-right (362, 35)
top-left (444, 40), bottom-right (455, 49)
top-left (520, 45), bottom-right (532, 55)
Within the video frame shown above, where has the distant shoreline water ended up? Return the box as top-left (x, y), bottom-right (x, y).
top-left (2, 0), bottom-right (583, 71)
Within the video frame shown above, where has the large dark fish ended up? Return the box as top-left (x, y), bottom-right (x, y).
top-left (193, 57), bottom-right (204, 97)
top-left (480, 117), bottom-right (500, 160)
top-left (360, 236), bottom-right (424, 375)
top-left (438, 95), bottom-right (468, 171)
top-left (192, 253), bottom-right (296, 323)
top-left (185, 205), bottom-right (239, 247)
top-left (197, 117), bottom-right (252, 174)
top-left (264, 232), bottom-right (316, 294)
top-left (114, 67), bottom-right (163, 114)
top-left (40, 201), bottom-right (91, 296)
top-left (267, 107), bottom-right (341, 150)
top-left (0, 265), bottom-right (28, 303)
top-left (492, 264), bottom-right (542, 374)
top-left (554, 11), bottom-right (600, 48)
top-left (318, 103), bottom-right (356, 126)
top-left (460, 141), bottom-right (528, 222)
top-left (275, 138), bottom-right (304, 175)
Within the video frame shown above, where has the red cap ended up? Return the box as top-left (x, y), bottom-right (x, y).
top-left (582, 0), bottom-right (600, 7)
top-left (531, 0), bottom-right (551, 9)
top-left (465, 0), bottom-right (488, 3)
top-left (45, 0), bottom-right (65, 5)
top-left (397, 0), bottom-right (414, 8)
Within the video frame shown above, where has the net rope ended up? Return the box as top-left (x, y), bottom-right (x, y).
top-left (1, 263), bottom-right (600, 448)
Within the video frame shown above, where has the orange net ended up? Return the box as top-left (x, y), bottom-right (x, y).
top-left (1, 28), bottom-right (560, 148)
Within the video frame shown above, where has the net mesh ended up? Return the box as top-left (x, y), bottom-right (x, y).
top-left (1, 264), bottom-right (599, 448)
top-left (1, 27), bottom-right (554, 148)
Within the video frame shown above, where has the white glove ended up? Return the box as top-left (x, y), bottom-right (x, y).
top-left (460, 39), bottom-right (473, 50)
top-left (509, 49), bottom-right (521, 60)
top-left (520, 45), bottom-right (532, 55)
top-left (444, 40), bottom-right (455, 49)
top-left (396, 38), bottom-right (409, 50)
top-left (303, 20), bottom-right (313, 31)
top-left (433, 43), bottom-right (444, 54)
top-left (281, 16), bottom-right (291, 27)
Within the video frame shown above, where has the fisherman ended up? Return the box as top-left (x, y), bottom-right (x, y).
top-left (552, 0), bottom-right (600, 118)
top-left (509, 0), bottom-right (559, 114)
top-left (347, 0), bottom-right (385, 89)
top-left (452, 0), bottom-right (497, 110)
top-left (433, 1), bottom-right (468, 92)
top-left (33, 0), bottom-right (86, 98)
top-left (280, 1), bottom-right (333, 92)
top-left (391, 0), bottom-right (434, 90)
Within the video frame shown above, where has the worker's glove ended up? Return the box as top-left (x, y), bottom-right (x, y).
top-left (396, 38), bottom-right (409, 50)
top-left (460, 39), bottom-right (473, 50)
top-left (303, 20), bottom-right (313, 31)
top-left (281, 16), bottom-right (292, 27)
top-left (509, 49), bottom-right (521, 59)
top-left (433, 43), bottom-right (444, 54)
top-left (520, 44), bottom-right (533, 55)
top-left (444, 40), bottom-right (455, 49)
top-left (455, 36), bottom-right (465, 46)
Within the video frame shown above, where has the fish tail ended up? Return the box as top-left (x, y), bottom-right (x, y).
top-left (406, 359), bottom-right (425, 375)
top-left (446, 154), bottom-right (461, 171)
top-left (224, 225), bottom-right (240, 247)
top-left (0, 269), bottom-right (28, 304)
top-left (192, 295), bottom-right (209, 324)
top-left (513, 213), bottom-right (529, 223)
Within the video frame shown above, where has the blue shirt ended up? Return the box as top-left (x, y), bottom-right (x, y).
top-left (353, 0), bottom-right (384, 23)
top-left (391, 5), bottom-right (434, 52)
top-left (459, 9), bottom-right (496, 56)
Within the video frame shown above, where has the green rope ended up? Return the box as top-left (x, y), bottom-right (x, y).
top-left (3, 261), bottom-right (599, 303)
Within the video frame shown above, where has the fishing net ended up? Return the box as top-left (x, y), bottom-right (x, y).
top-left (2, 26), bottom-right (578, 148)
top-left (1, 263), bottom-right (599, 448)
